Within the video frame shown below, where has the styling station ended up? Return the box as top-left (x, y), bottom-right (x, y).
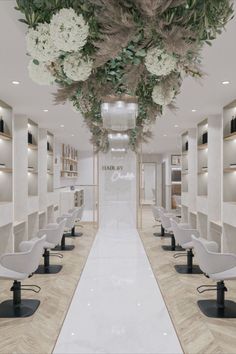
top-left (0, 1), bottom-right (236, 354)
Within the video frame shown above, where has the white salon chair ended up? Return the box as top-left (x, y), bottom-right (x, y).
top-left (20, 218), bottom-right (67, 274)
top-left (66, 205), bottom-right (84, 237)
top-left (192, 235), bottom-right (236, 318)
top-left (171, 219), bottom-right (216, 274)
top-left (159, 209), bottom-right (185, 251)
top-left (0, 235), bottom-right (46, 318)
top-left (53, 209), bottom-right (77, 251)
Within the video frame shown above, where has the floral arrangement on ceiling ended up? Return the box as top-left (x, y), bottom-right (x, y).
top-left (16, 0), bottom-right (233, 152)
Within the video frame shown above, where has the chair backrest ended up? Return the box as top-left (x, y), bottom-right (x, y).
top-left (191, 236), bottom-right (236, 275)
top-left (66, 209), bottom-right (78, 229)
top-left (159, 209), bottom-right (171, 229)
top-left (0, 235), bottom-right (46, 275)
top-left (56, 218), bottom-right (67, 243)
top-left (171, 219), bottom-right (199, 246)
top-left (170, 218), bottom-right (182, 244)
top-left (76, 206), bottom-right (84, 221)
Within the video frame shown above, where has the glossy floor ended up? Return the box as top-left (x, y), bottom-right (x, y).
top-left (53, 227), bottom-right (183, 354)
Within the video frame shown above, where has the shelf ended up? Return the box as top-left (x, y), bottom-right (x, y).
top-left (0, 167), bottom-right (12, 173)
top-left (171, 181), bottom-right (182, 185)
top-left (47, 151), bottom-right (53, 156)
top-left (182, 151), bottom-right (188, 156)
top-left (0, 131), bottom-right (12, 141)
top-left (224, 167), bottom-right (236, 173)
top-left (198, 170), bottom-right (208, 174)
top-left (224, 132), bottom-right (236, 141)
top-left (47, 171), bottom-right (53, 175)
top-left (182, 171), bottom-right (189, 175)
top-left (28, 143), bottom-right (38, 150)
top-left (198, 143), bottom-right (208, 150)
top-left (61, 157), bottom-right (77, 163)
top-left (28, 169), bottom-right (38, 174)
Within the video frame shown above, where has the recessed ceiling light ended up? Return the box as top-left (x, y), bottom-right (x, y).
top-left (71, 134), bottom-right (74, 137)
top-left (174, 124), bottom-right (179, 128)
top-left (192, 109), bottom-right (197, 112)
top-left (60, 124), bottom-right (64, 128)
top-left (222, 81), bottom-right (230, 85)
top-left (163, 134), bottom-right (167, 137)
top-left (43, 109), bottom-right (49, 112)
top-left (12, 81), bottom-right (20, 85)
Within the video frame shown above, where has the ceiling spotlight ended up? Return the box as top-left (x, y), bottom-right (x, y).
top-left (12, 81), bottom-right (20, 85)
top-left (163, 134), bottom-right (167, 137)
top-left (174, 124), bottom-right (179, 128)
top-left (192, 109), bottom-right (197, 113)
top-left (71, 134), bottom-right (74, 137)
top-left (60, 124), bottom-right (64, 128)
top-left (222, 81), bottom-right (230, 85)
top-left (43, 109), bottom-right (49, 112)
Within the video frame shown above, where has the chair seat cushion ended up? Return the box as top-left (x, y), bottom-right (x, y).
top-left (182, 241), bottom-right (194, 249)
top-left (210, 266), bottom-right (236, 281)
top-left (0, 264), bottom-right (28, 281)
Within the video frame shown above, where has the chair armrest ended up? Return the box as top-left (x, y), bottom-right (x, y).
top-left (19, 238), bottom-right (38, 252)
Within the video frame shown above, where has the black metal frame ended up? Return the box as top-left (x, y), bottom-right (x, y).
top-left (153, 225), bottom-right (171, 238)
top-left (53, 234), bottom-right (75, 251)
top-left (65, 225), bottom-right (83, 238)
top-left (162, 234), bottom-right (184, 251)
top-left (174, 249), bottom-right (202, 274)
top-left (0, 280), bottom-right (41, 318)
top-left (197, 281), bottom-right (236, 318)
top-left (35, 249), bottom-right (63, 274)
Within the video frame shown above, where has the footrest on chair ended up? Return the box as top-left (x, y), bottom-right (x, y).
top-left (0, 299), bottom-right (40, 318)
top-left (35, 264), bottom-right (62, 274)
top-left (174, 264), bottom-right (202, 274)
top-left (198, 299), bottom-right (236, 318)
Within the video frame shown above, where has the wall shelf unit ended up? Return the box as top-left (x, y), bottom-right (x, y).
top-left (197, 119), bottom-right (208, 197)
top-left (28, 119), bottom-right (38, 197)
top-left (47, 131), bottom-right (54, 192)
top-left (61, 144), bottom-right (78, 178)
top-left (181, 132), bottom-right (189, 194)
top-left (0, 100), bottom-right (13, 204)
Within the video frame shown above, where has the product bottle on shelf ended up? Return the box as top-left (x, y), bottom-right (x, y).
top-left (28, 130), bottom-right (32, 144)
top-left (0, 117), bottom-right (4, 133)
top-left (231, 116), bottom-right (235, 133)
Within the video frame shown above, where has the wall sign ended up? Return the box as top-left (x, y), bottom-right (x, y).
top-left (102, 165), bottom-right (123, 171)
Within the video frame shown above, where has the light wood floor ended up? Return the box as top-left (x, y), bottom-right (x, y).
top-left (1, 211), bottom-right (236, 354)
top-left (0, 223), bottom-right (97, 354)
top-left (140, 206), bottom-right (236, 354)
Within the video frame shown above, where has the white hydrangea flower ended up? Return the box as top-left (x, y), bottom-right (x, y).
top-left (145, 48), bottom-right (177, 76)
top-left (152, 85), bottom-right (176, 106)
top-left (26, 23), bottom-right (59, 62)
top-left (63, 53), bottom-right (92, 81)
top-left (50, 8), bottom-right (89, 52)
top-left (28, 59), bottom-right (55, 86)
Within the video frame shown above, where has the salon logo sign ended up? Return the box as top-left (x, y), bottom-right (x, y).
top-left (102, 165), bottom-right (123, 171)
top-left (101, 165), bottom-right (135, 182)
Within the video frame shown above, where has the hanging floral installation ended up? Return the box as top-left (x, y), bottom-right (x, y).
top-left (16, 0), bottom-right (233, 152)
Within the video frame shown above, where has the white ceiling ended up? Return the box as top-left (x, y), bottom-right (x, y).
top-left (0, 0), bottom-right (236, 153)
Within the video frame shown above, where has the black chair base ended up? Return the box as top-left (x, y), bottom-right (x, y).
top-left (52, 245), bottom-right (75, 251)
top-left (0, 299), bottom-right (40, 318)
top-left (174, 264), bottom-right (202, 274)
top-left (65, 232), bottom-right (83, 238)
top-left (153, 232), bottom-right (171, 238)
top-left (198, 299), bottom-right (236, 318)
top-left (162, 245), bottom-right (184, 252)
top-left (35, 264), bottom-right (62, 274)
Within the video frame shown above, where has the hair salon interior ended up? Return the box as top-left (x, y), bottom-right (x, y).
top-left (1, 1), bottom-right (236, 354)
